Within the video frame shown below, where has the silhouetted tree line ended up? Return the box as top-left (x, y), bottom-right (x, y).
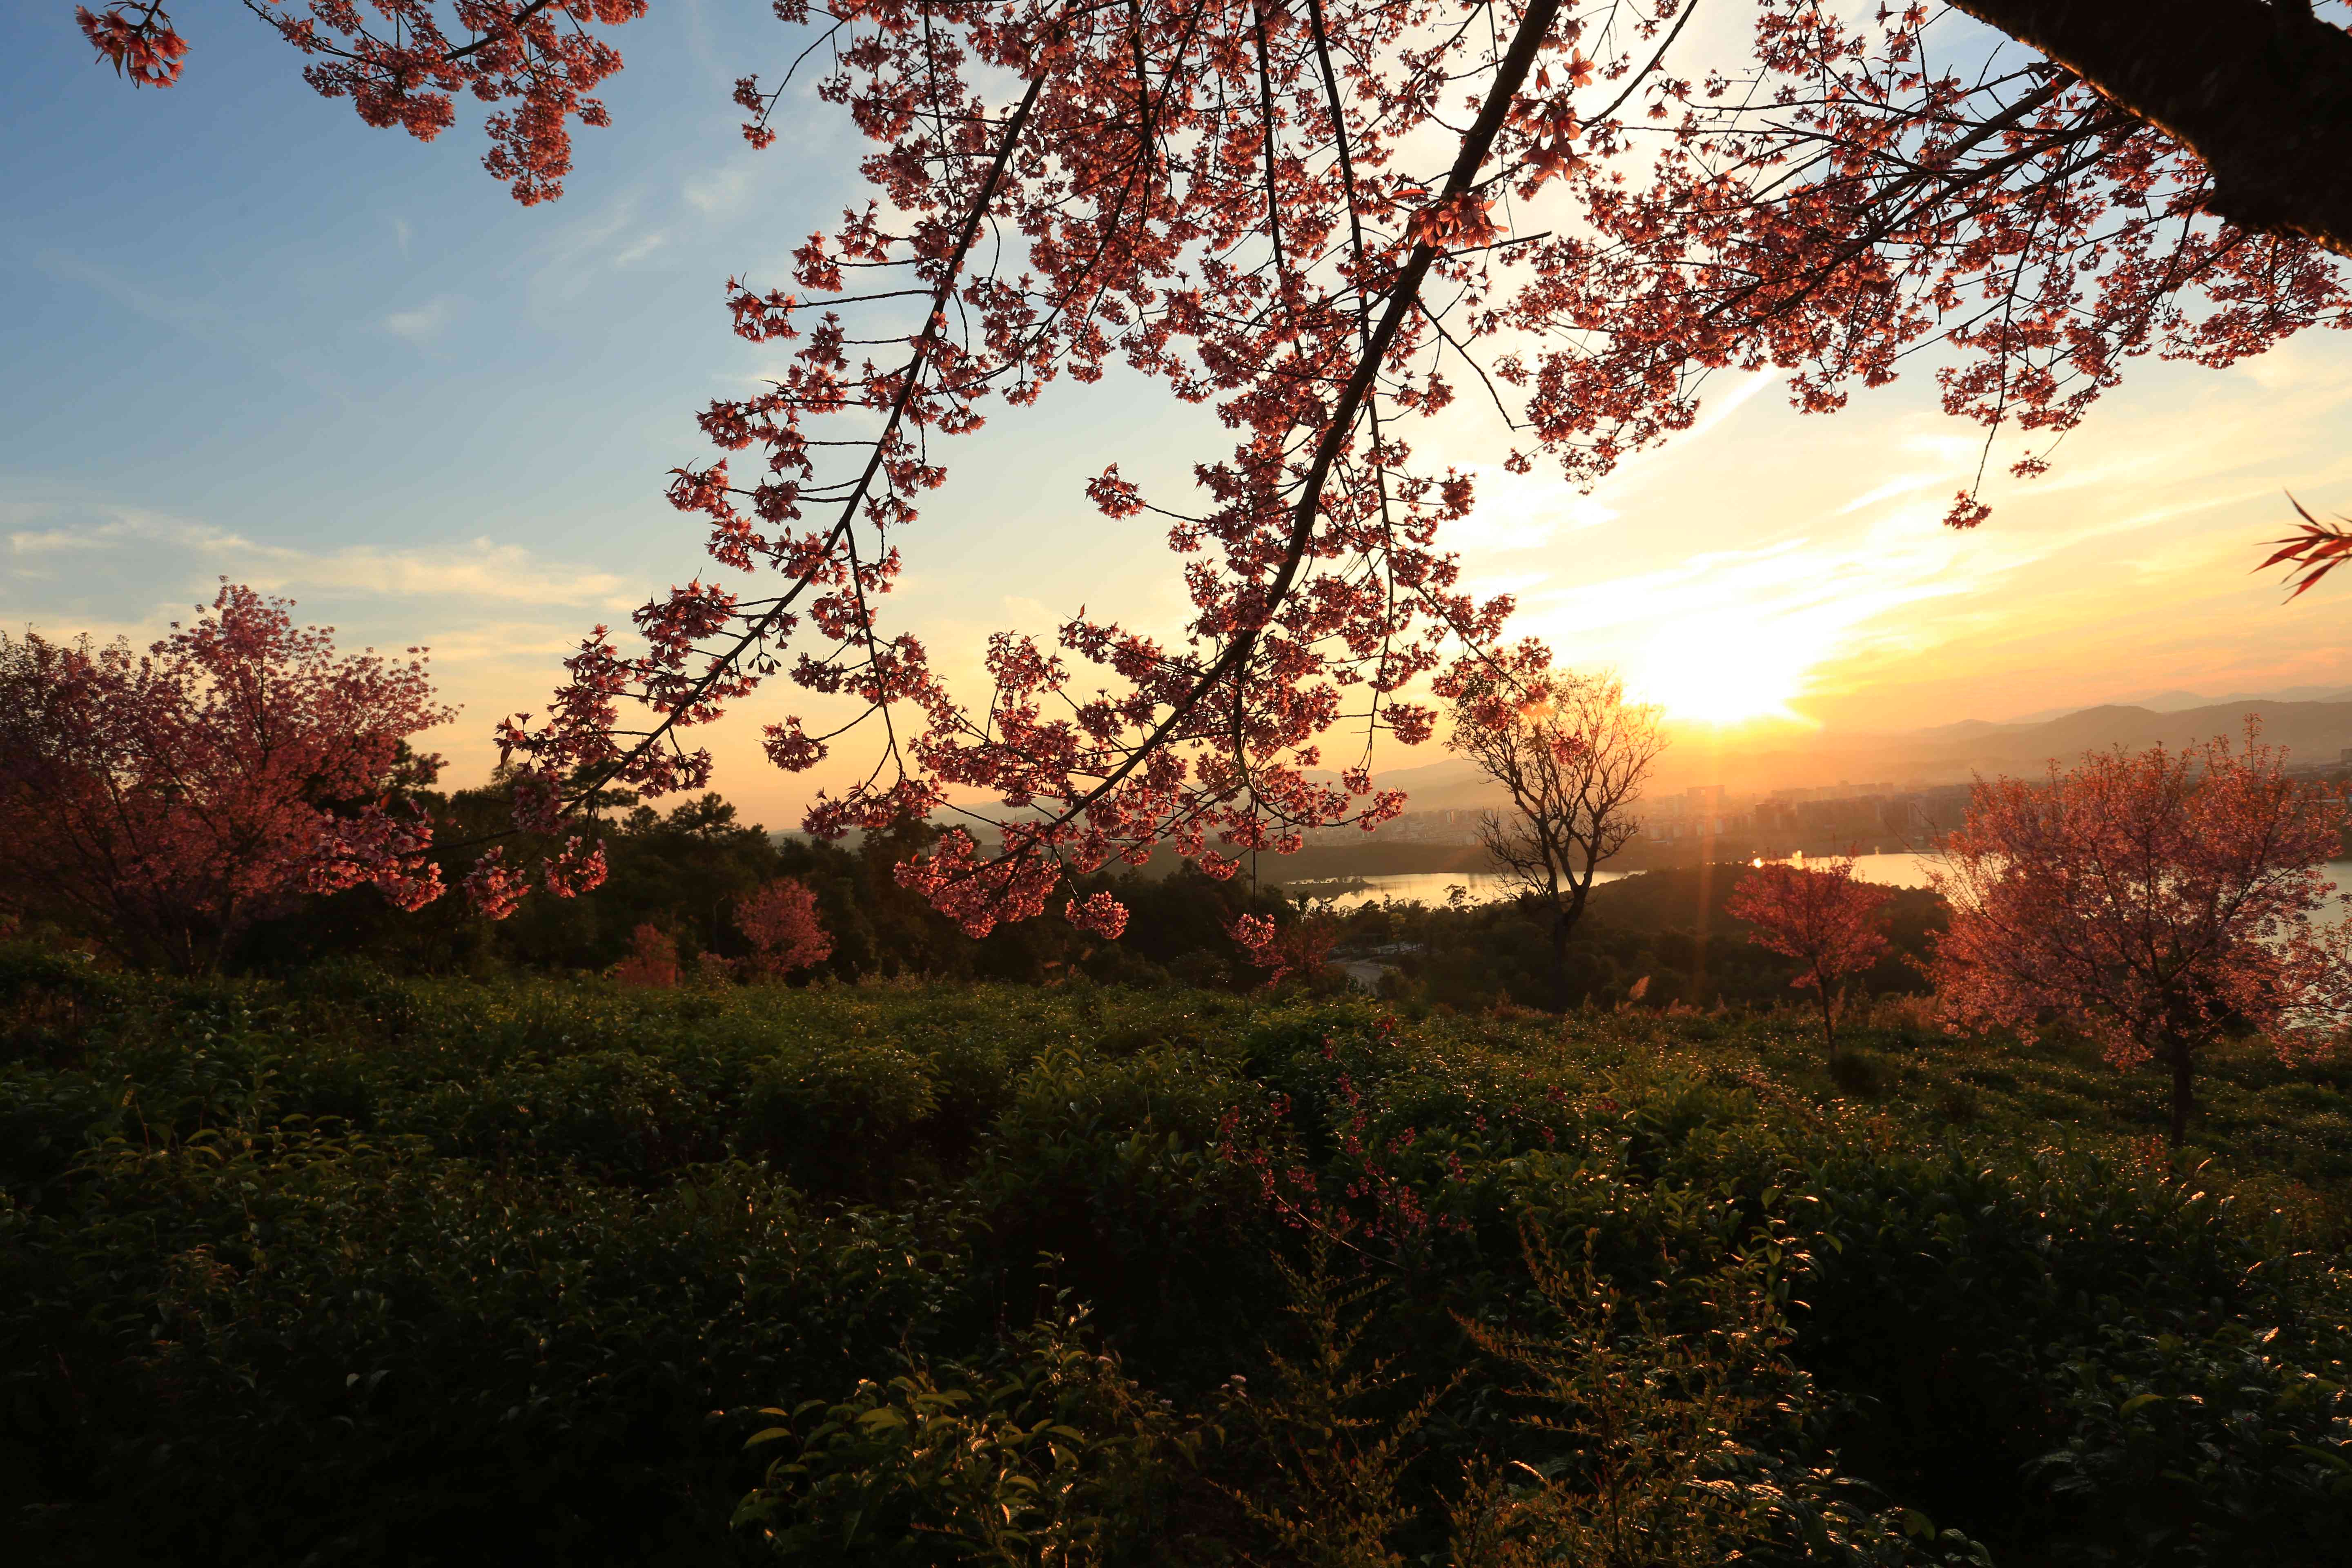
top-left (6, 764), bottom-right (1952, 1011)
top-left (2, 735), bottom-right (1956, 1009)
top-left (176, 778), bottom-right (1293, 990)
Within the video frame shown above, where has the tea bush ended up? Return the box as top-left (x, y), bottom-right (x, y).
top-left (4, 953), bottom-right (2348, 1564)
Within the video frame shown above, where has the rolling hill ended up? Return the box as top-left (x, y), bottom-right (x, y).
top-left (1696, 699), bottom-right (2352, 793)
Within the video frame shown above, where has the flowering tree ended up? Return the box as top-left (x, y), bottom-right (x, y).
top-left (69, 3), bottom-right (2352, 935)
top-left (735, 875), bottom-right (834, 978)
top-left (1232, 905), bottom-right (1341, 990)
top-left (1441, 644), bottom-right (1664, 1012)
top-left (1929, 726), bottom-right (2352, 1147)
top-left (0, 583), bottom-right (481, 972)
top-left (613, 921), bottom-right (682, 987)
top-left (1725, 856), bottom-right (1893, 1058)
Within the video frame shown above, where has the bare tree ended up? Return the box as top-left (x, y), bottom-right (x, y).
top-left (1443, 652), bottom-right (1666, 1012)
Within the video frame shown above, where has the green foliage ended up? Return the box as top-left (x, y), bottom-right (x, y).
top-left (1443, 1223), bottom-right (1978, 1568)
top-left (2033, 1317), bottom-right (2352, 1564)
top-left (0, 940), bottom-right (126, 1066)
top-left (736, 1301), bottom-right (1200, 1563)
top-left (4, 969), bottom-right (2350, 1564)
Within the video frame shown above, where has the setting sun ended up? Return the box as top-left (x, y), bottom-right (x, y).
top-left (1623, 610), bottom-right (1829, 726)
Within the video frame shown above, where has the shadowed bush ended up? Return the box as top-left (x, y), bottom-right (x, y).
top-left (3, 958), bottom-right (2348, 1564)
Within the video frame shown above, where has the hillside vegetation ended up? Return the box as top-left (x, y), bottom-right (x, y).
top-left (7, 953), bottom-right (2350, 1566)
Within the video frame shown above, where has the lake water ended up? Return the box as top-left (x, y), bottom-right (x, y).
top-left (1846, 854), bottom-right (2352, 930)
top-left (1281, 855), bottom-right (2352, 921)
top-left (1280, 870), bottom-right (1628, 909)
top-left (1844, 852), bottom-right (2352, 920)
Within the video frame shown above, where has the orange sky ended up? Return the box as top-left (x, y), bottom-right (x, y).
top-left (16, 315), bottom-right (2352, 832)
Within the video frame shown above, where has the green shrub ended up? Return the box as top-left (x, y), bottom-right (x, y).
top-left (0, 940), bottom-right (124, 1065)
top-left (4, 973), bottom-right (2349, 1564)
top-left (735, 1037), bottom-right (939, 1197)
top-left (2032, 1315), bottom-right (2352, 1564)
top-left (1827, 1048), bottom-right (1892, 1099)
top-left (967, 1047), bottom-right (1267, 1380)
top-left (736, 1303), bottom-right (1202, 1563)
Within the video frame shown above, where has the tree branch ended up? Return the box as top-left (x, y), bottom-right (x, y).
top-left (1951, 0), bottom-right (2352, 255)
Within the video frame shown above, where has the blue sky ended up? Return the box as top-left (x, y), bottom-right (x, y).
top-left (12, 3), bottom-right (2352, 823)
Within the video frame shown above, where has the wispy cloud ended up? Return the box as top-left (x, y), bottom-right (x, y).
top-left (9, 511), bottom-right (252, 558)
top-left (615, 231), bottom-right (669, 266)
top-left (519, 194), bottom-right (675, 314)
top-left (28, 248), bottom-right (357, 402)
top-left (1835, 469), bottom-right (1953, 514)
top-left (384, 295), bottom-right (459, 344)
top-left (683, 161), bottom-right (758, 216)
top-left (9, 527), bottom-right (112, 555)
top-left (31, 248), bottom-right (224, 341)
top-left (1443, 466), bottom-right (1619, 555)
top-left (2, 505), bottom-right (630, 610)
top-left (282, 540), bottom-right (631, 606)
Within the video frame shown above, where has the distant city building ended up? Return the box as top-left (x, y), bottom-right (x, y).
top-left (1303, 806), bottom-right (1484, 847)
top-left (1746, 782), bottom-right (1970, 853)
top-left (1644, 784), bottom-right (1743, 843)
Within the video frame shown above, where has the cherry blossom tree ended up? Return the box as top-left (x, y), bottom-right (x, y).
top-left (1725, 855), bottom-right (1893, 1058)
top-left (0, 583), bottom-right (480, 972)
top-left (69, 3), bottom-right (2352, 935)
top-left (1232, 904), bottom-right (1339, 990)
top-left (1929, 726), bottom-right (2352, 1147)
top-left (1442, 643), bottom-right (1664, 1012)
top-left (735, 875), bottom-right (834, 978)
top-left (613, 921), bottom-right (682, 986)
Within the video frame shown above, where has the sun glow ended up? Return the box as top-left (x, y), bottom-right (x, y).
top-left (1623, 609), bottom-right (1833, 726)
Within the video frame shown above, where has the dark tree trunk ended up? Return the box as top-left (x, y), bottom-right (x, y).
top-left (2168, 1037), bottom-right (2196, 1149)
top-left (1548, 907), bottom-right (1570, 1014)
top-left (1817, 983), bottom-right (1838, 1061)
top-left (1952, 0), bottom-right (2352, 256)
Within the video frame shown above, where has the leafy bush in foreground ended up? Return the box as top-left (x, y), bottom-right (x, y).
top-left (3, 955), bottom-right (2348, 1564)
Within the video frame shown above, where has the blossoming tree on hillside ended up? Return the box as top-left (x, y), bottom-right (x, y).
top-left (1725, 855), bottom-right (1894, 1058)
top-left (614, 922), bottom-right (682, 987)
top-left (0, 583), bottom-right (514, 971)
top-left (66, 2), bottom-right (2352, 938)
top-left (736, 875), bottom-right (834, 978)
top-left (1929, 727), bottom-right (2352, 1147)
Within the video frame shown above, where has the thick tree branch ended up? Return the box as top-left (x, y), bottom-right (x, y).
top-left (1951, 0), bottom-right (2352, 256)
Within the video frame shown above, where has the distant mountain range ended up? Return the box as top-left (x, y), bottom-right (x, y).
top-left (1724, 699), bottom-right (2352, 791)
top-left (1360, 696), bottom-right (2352, 808)
top-left (947, 691), bottom-right (2352, 822)
top-left (1947, 684), bottom-right (2352, 729)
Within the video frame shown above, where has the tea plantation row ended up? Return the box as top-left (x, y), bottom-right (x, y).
top-left (4, 950), bottom-right (2348, 1564)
